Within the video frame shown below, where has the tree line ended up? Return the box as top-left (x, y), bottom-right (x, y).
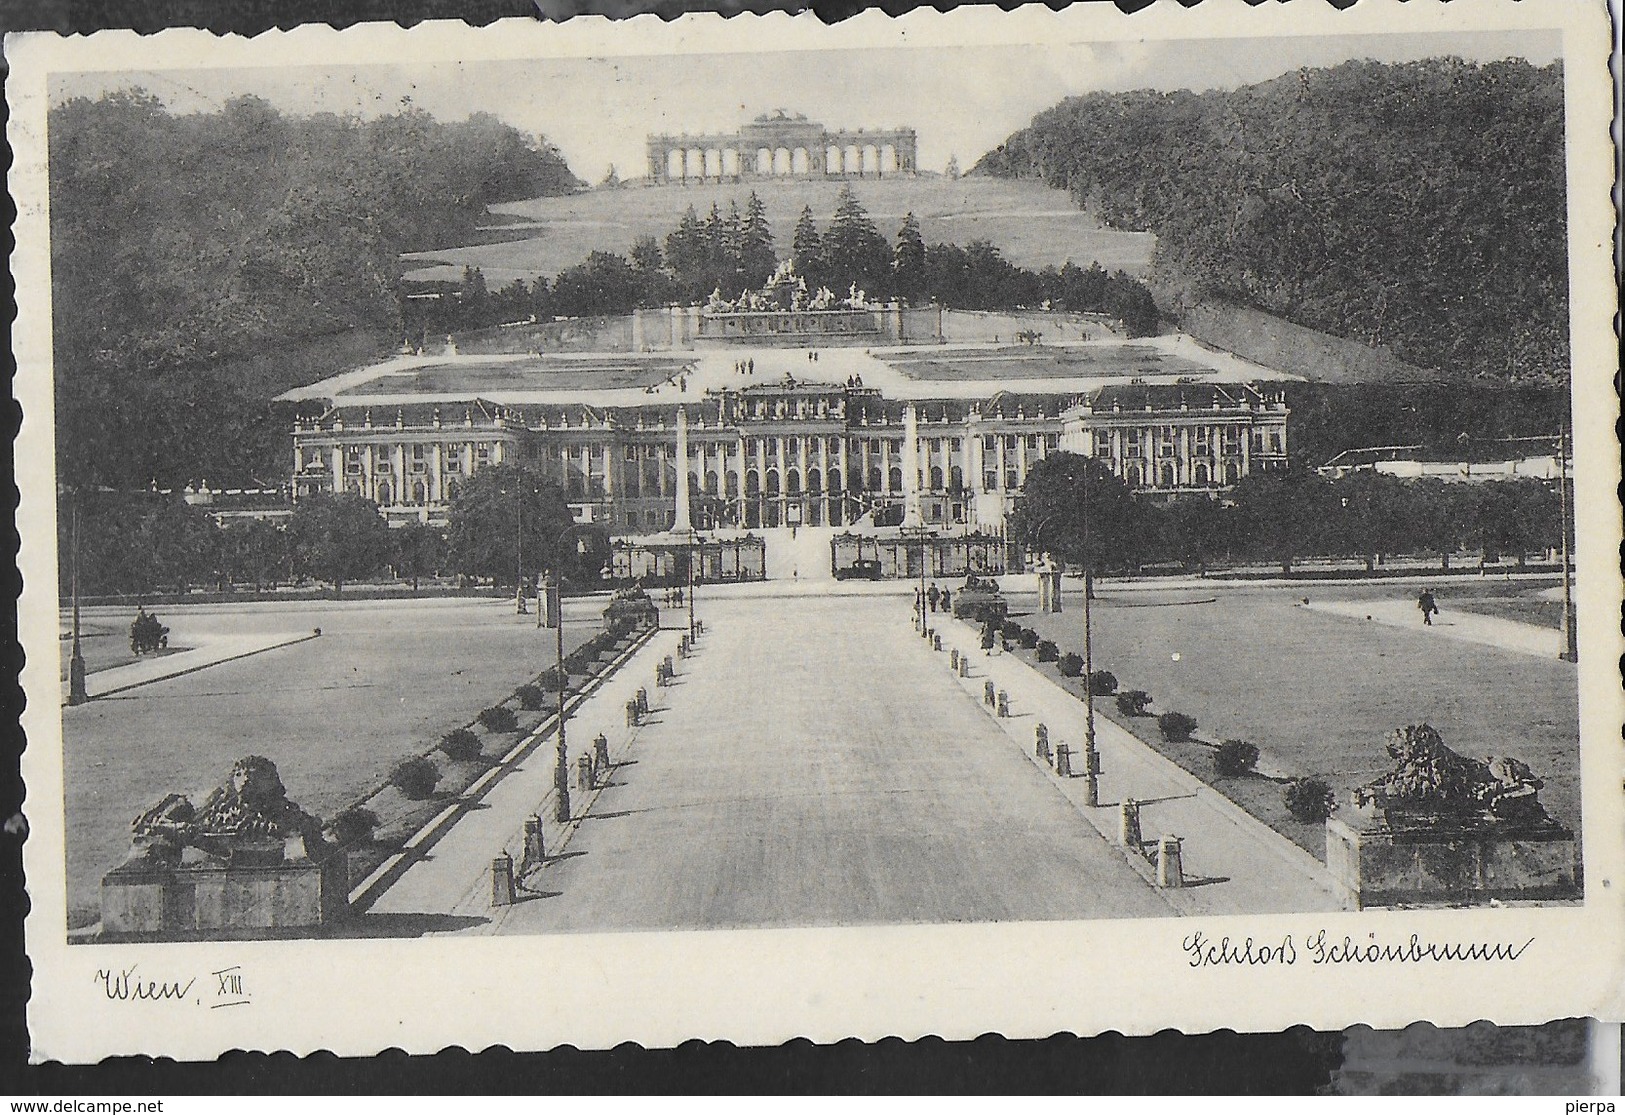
top-left (404, 186), bottom-right (1162, 338)
top-left (60, 462), bottom-right (588, 600)
top-left (63, 453), bottom-right (1565, 600)
top-left (1012, 454), bottom-right (1566, 576)
top-left (50, 91), bottom-right (581, 492)
top-left (975, 58), bottom-right (1568, 386)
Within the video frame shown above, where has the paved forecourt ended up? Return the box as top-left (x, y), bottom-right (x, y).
top-left (480, 591), bottom-right (1173, 934)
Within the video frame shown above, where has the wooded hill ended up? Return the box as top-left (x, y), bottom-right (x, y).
top-left (975, 58), bottom-right (1568, 387)
top-left (49, 91), bottom-right (581, 490)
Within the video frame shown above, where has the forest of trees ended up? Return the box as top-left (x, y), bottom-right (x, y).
top-left (50, 91), bottom-right (581, 491)
top-left (406, 186), bottom-right (1162, 338)
top-left (974, 58), bottom-right (1568, 386)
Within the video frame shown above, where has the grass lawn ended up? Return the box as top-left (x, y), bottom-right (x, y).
top-left (1003, 581), bottom-right (1580, 859)
top-left (59, 595), bottom-right (634, 928)
top-left (402, 177), bottom-right (1154, 285)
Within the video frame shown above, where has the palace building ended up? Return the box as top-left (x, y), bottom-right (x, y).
top-left (646, 110), bottom-right (917, 184)
top-left (281, 320), bottom-right (1293, 548)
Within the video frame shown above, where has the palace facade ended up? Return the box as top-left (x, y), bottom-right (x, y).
top-left (646, 111), bottom-right (917, 184)
top-left (287, 363), bottom-right (1289, 535)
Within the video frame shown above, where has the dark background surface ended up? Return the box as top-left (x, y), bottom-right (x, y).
top-left (0, 0), bottom-right (1604, 1093)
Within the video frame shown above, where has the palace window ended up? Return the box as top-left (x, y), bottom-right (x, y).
top-left (345, 448), bottom-right (364, 475)
top-left (474, 443), bottom-right (492, 467)
top-left (1193, 427), bottom-right (1213, 454)
top-left (984, 470), bottom-right (998, 492)
top-left (409, 445), bottom-right (429, 473)
top-left (1046, 434), bottom-right (1059, 451)
top-left (1156, 426), bottom-right (1177, 457)
top-left (1006, 469), bottom-right (1020, 490)
top-left (1095, 431), bottom-right (1113, 457)
top-left (1222, 427), bottom-right (1243, 455)
top-left (1123, 430), bottom-right (1145, 458)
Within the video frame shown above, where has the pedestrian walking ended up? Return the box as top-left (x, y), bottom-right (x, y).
top-left (926, 583), bottom-right (940, 612)
top-left (940, 588), bottom-right (951, 613)
top-left (1418, 590), bottom-right (1439, 626)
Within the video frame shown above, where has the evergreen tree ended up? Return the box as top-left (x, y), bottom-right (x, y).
top-left (893, 212), bottom-right (927, 301)
top-left (738, 191), bottom-right (778, 287)
top-left (821, 186), bottom-right (892, 296)
top-left (791, 205), bottom-right (823, 281)
top-left (664, 205), bottom-right (707, 299)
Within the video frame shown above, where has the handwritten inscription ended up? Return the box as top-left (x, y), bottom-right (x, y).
top-left (93, 964), bottom-right (251, 1008)
top-left (1183, 930), bottom-right (1536, 968)
top-left (95, 965), bottom-right (195, 1002)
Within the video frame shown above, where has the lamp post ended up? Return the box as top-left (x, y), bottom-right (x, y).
top-left (1028, 469), bottom-right (1099, 806)
top-left (1557, 426), bottom-right (1578, 662)
top-left (543, 522), bottom-right (596, 823)
top-left (67, 497), bottom-right (88, 706)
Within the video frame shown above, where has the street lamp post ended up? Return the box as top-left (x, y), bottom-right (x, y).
top-left (1029, 470), bottom-right (1099, 807)
top-left (67, 498), bottom-right (88, 706)
top-left (1557, 426), bottom-right (1578, 662)
top-left (543, 522), bottom-right (594, 824)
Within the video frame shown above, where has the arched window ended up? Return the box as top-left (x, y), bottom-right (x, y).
top-left (807, 468), bottom-right (822, 494)
top-left (1224, 462), bottom-right (1241, 485)
top-left (888, 466), bottom-right (903, 492)
top-left (786, 469), bottom-right (801, 495)
top-left (949, 465), bottom-right (964, 491)
top-left (725, 471), bottom-right (740, 497)
top-left (375, 481), bottom-right (393, 505)
top-left (705, 470), bottom-right (719, 495)
top-left (1159, 463), bottom-right (1176, 488)
top-left (828, 468), bottom-right (843, 492)
top-left (866, 467), bottom-right (881, 491)
top-left (745, 469), bottom-right (760, 495)
top-left (1192, 462), bottom-right (1211, 487)
top-left (929, 466), bottom-right (943, 490)
top-left (766, 469), bottom-right (781, 495)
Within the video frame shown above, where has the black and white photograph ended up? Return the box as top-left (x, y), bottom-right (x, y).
top-left (9, 0), bottom-right (1621, 1062)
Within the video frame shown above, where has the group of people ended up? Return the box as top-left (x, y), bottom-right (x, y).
top-left (641, 372), bottom-right (690, 395)
top-left (912, 582), bottom-right (953, 616)
top-left (732, 358), bottom-right (756, 376)
top-left (843, 374), bottom-right (865, 388)
top-left (128, 606), bottom-right (169, 655)
top-left (661, 586), bottom-right (686, 607)
top-left (805, 350), bottom-right (821, 363)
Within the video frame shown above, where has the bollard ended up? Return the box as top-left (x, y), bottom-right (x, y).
top-left (678, 636), bottom-right (689, 659)
top-left (523, 815), bottom-right (545, 867)
top-left (636, 687), bottom-right (648, 714)
top-left (655, 662), bottom-right (667, 688)
top-left (1035, 723), bottom-right (1051, 764)
top-left (664, 654), bottom-right (675, 677)
top-left (997, 690), bottom-right (1010, 717)
top-left (626, 699), bottom-right (640, 727)
top-left (1119, 798), bottom-right (1142, 848)
top-left (984, 680), bottom-right (996, 707)
top-left (491, 853), bottom-right (516, 907)
top-left (577, 753), bottom-right (593, 791)
top-left (1081, 746), bottom-right (1101, 807)
top-left (933, 634), bottom-right (942, 652)
top-left (1056, 744), bottom-right (1073, 777)
top-left (958, 656), bottom-right (969, 678)
top-left (593, 733), bottom-right (610, 777)
top-left (950, 648), bottom-right (960, 670)
top-left (1156, 835), bottom-right (1185, 888)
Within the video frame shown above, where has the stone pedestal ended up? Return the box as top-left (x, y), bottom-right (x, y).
top-left (1326, 814), bottom-right (1580, 910)
top-left (101, 854), bottom-right (348, 938)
